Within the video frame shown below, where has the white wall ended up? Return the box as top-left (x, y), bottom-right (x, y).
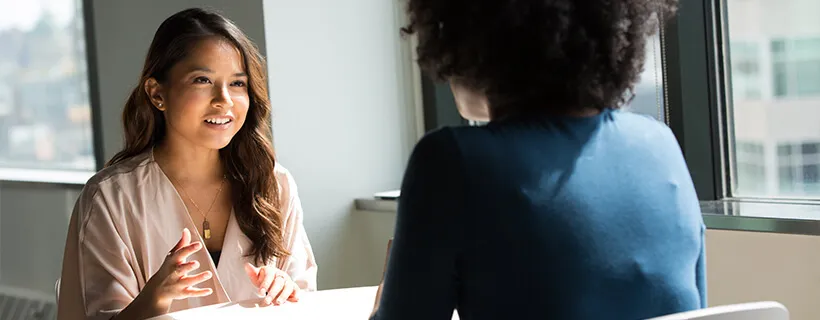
top-left (0, 183), bottom-right (79, 295)
top-left (707, 229), bottom-right (820, 320)
top-left (263, 0), bottom-right (420, 289)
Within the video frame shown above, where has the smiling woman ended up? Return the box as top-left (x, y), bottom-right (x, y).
top-left (143, 37), bottom-right (249, 150)
top-left (58, 8), bottom-right (317, 320)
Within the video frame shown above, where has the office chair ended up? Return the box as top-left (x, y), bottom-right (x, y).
top-left (647, 301), bottom-right (788, 320)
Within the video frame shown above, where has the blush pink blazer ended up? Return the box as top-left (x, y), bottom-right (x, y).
top-left (57, 150), bottom-right (317, 320)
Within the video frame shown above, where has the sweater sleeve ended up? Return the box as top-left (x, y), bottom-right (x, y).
top-left (371, 128), bottom-right (465, 320)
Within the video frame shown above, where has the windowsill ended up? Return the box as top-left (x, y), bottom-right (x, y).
top-left (0, 167), bottom-right (94, 186)
top-left (701, 200), bottom-right (820, 236)
top-left (355, 196), bottom-right (820, 236)
top-left (355, 198), bottom-right (398, 212)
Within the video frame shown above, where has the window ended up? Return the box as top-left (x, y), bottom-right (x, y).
top-left (726, 0), bottom-right (820, 199)
top-left (628, 33), bottom-right (667, 122)
top-left (0, 0), bottom-right (95, 180)
top-left (730, 42), bottom-right (763, 100)
top-left (735, 141), bottom-right (766, 195)
top-left (771, 38), bottom-right (820, 98)
top-left (776, 142), bottom-right (820, 195)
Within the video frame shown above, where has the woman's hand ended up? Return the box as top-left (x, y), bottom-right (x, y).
top-left (114, 228), bottom-right (212, 320)
top-left (142, 228), bottom-right (213, 312)
top-left (244, 263), bottom-right (300, 306)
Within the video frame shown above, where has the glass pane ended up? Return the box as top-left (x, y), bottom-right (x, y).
top-left (778, 144), bottom-right (792, 157)
top-left (779, 166), bottom-right (795, 193)
top-left (628, 32), bottom-right (666, 122)
top-left (803, 164), bottom-right (819, 183)
top-left (802, 142), bottom-right (819, 155)
top-left (794, 61), bottom-right (820, 96)
top-left (772, 62), bottom-right (789, 97)
top-left (0, 0), bottom-right (95, 172)
top-left (728, 0), bottom-right (820, 198)
top-left (735, 140), bottom-right (767, 194)
top-left (730, 41), bottom-right (762, 101)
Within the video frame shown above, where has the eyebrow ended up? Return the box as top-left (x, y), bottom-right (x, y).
top-left (187, 66), bottom-right (247, 77)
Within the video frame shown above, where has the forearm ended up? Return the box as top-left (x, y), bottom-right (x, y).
top-left (110, 290), bottom-right (168, 320)
top-left (370, 281), bottom-right (384, 318)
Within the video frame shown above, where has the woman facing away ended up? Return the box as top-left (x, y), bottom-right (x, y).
top-left (58, 8), bottom-right (316, 320)
top-left (371, 0), bottom-right (705, 319)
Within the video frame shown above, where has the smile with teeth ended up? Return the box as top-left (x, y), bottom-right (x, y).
top-left (205, 118), bottom-right (232, 125)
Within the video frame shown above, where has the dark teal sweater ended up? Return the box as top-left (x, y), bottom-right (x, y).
top-left (372, 109), bottom-right (706, 320)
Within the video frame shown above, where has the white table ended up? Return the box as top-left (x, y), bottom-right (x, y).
top-left (150, 286), bottom-right (458, 319)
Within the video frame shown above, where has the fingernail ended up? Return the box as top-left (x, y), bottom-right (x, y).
top-left (259, 288), bottom-right (266, 295)
top-left (265, 296), bottom-right (273, 304)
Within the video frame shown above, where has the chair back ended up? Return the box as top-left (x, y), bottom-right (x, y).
top-left (647, 302), bottom-right (788, 320)
top-left (55, 278), bottom-right (61, 303)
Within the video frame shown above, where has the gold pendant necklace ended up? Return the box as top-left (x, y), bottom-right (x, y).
top-left (171, 175), bottom-right (226, 240)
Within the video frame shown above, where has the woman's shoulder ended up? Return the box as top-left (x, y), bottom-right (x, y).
top-left (274, 162), bottom-right (299, 200)
top-left (412, 127), bottom-right (461, 157)
top-left (70, 152), bottom-right (156, 230)
top-left (75, 152), bottom-right (155, 215)
top-left (610, 110), bottom-right (675, 136)
top-left (84, 151), bottom-right (154, 192)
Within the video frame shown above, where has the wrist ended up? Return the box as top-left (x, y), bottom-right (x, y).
top-left (114, 285), bottom-right (172, 320)
top-left (138, 284), bottom-right (171, 315)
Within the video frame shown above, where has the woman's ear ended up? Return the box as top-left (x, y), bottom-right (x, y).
top-left (144, 78), bottom-right (166, 111)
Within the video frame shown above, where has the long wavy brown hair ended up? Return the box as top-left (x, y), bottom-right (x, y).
top-left (107, 8), bottom-right (288, 264)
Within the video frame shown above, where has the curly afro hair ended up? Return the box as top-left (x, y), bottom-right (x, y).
top-left (403, 0), bottom-right (678, 118)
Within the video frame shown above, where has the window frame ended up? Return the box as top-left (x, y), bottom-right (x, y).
top-left (0, 0), bottom-right (105, 186)
top-left (663, 0), bottom-right (731, 202)
top-left (669, 0), bottom-right (820, 234)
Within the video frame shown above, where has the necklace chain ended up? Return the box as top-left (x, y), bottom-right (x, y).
top-left (169, 174), bottom-right (226, 240)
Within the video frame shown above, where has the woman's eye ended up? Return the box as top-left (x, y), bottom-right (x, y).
top-left (193, 76), bottom-right (212, 84)
top-left (231, 80), bottom-right (247, 87)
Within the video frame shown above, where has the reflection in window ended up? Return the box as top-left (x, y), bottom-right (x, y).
top-left (0, 0), bottom-right (94, 172)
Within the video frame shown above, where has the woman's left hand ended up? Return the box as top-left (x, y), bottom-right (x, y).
top-left (244, 263), bottom-right (300, 306)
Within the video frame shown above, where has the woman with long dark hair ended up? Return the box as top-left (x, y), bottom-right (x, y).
top-left (58, 8), bottom-right (316, 320)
